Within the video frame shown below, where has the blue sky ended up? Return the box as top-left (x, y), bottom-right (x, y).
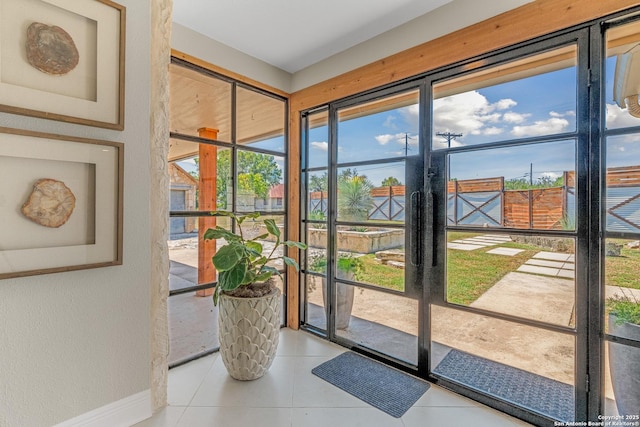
top-left (308, 54), bottom-right (640, 187)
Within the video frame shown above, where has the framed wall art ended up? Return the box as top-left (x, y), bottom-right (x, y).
top-left (0, 127), bottom-right (123, 279)
top-left (0, 0), bottom-right (126, 129)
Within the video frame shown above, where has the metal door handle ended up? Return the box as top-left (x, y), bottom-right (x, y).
top-left (410, 191), bottom-right (422, 266)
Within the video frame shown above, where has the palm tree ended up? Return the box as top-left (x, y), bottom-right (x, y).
top-left (337, 175), bottom-right (374, 222)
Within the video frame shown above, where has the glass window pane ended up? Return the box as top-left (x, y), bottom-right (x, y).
top-left (433, 45), bottom-right (577, 149)
top-left (236, 86), bottom-right (286, 152)
top-left (335, 285), bottom-right (418, 365)
top-left (448, 141), bottom-right (576, 230)
top-left (307, 110), bottom-right (329, 169)
top-left (447, 231), bottom-right (576, 327)
top-left (304, 273), bottom-right (327, 330)
top-left (169, 63), bottom-right (232, 142)
top-left (235, 150), bottom-right (284, 213)
top-left (337, 90), bottom-right (419, 163)
top-left (431, 305), bottom-right (575, 422)
top-left (306, 222), bottom-right (327, 275)
top-left (606, 20), bottom-right (640, 130)
top-left (603, 238), bottom-right (640, 418)
top-left (169, 142), bottom-right (233, 213)
top-left (604, 237), bottom-right (640, 341)
top-left (168, 214), bottom-right (232, 291)
top-left (605, 136), bottom-right (640, 234)
top-left (336, 163), bottom-right (406, 224)
top-left (306, 170), bottom-right (328, 221)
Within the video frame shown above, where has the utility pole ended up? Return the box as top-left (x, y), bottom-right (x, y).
top-left (402, 133), bottom-right (415, 156)
top-left (436, 132), bottom-right (463, 179)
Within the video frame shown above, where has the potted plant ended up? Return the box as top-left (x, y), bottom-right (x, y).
top-left (606, 291), bottom-right (640, 416)
top-left (309, 253), bottom-right (363, 329)
top-left (204, 211), bottom-right (306, 380)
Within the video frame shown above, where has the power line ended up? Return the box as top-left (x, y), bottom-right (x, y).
top-left (436, 132), bottom-right (463, 179)
top-left (436, 132), bottom-right (463, 148)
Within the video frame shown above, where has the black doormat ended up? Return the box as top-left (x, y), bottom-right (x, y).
top-left (312, 351), bottom-right (430, 418)
top-left (433, 349), bottom-right (574, 422)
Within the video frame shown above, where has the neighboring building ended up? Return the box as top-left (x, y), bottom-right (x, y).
top-left (169, 163), bottom-right (197, 234)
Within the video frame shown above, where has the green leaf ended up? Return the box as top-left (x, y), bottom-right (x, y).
top-left (203, 227), bottom-right (234, 241)
top-left (264, 219), bottom-right (281, 238)
top-left (284, 241), bottom-right (307, 249)
top-left (241, 270), bottom-right (256, 285)
top-left (246, 241), bottom-right (263, 256)
top-left (238, 212), bottom-right (260, 224)
top-left (259, 265), bottom-right (280, 276)
top-left (210, 210), bottom-right (236, 220)
top-left (283, 256), bottom-right (300, 271)
top-left (218, 261), bottom-right (247, 291)
top-left (212, 287), bottom-right (220, 306)
top-left (250, 233), bottom-right (269, 241)
top-left (255, 271), bottom-right (275, 282)
top-left (212, 244), bottom-right (243, 271)
top-left (253, 256), bottom-right (268, 266)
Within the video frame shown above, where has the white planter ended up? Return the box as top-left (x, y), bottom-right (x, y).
top-left (322, 269), bottom-right (355, 329)
top-left (608, 314), bottom-right (640, 417)
top-left (218, 288), bottom-right (280, 380)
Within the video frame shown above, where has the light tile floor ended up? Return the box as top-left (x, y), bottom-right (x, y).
top-left (137, 328), bottom-right (531, 427)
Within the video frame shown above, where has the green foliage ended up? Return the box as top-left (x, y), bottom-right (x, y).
top-left (607, 291), bottom-right (640, 325)
top-left (307, 253), bottom-right (363, 279)
top-left (337, 175), bottom-right (374, 222)
top-left (308, 210), bottom-right (326, 221)
top-left (204, 211), bottom-right (307, 305)
top-left (309, 173), bottom-right (328, 192)
top-left (381, 176), bottom-right (402, 186)
top-left (504, 175), bottom-right (564, 191)
top-left (216, 150), bottom-right (282, 207)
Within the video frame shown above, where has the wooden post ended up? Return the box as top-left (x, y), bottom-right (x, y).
top-left (196, 127), bottom-right (218, 297)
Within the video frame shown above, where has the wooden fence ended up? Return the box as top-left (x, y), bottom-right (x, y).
top-left (308, 166), bottom-right (640, 232)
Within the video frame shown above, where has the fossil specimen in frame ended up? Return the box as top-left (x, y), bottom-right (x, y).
top-left (21, 179), bottom-right (76, 228)
top-left (25, 22), bottom-right (79, 75)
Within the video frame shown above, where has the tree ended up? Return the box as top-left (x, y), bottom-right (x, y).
top-left (381, 176), bottom-right (402, 186)
top-left (309, 172), bottom-right (328, 192)
top-left (338, 174), bottom-right (374, 222)
top-left (216, 150), bottom-right (282, 207)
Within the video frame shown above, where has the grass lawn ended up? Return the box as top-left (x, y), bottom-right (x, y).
top-left (446, 242), bottom-right (538, 306)
top-left (356, 232), bottom-right (544, 305)
top-left (605, 241), bottom-right (640, 290)
top-left (338, 234), bottom-right (638, 307)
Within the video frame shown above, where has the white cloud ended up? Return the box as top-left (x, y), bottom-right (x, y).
top-left (383, 115), bottom-right (397, 129)
top-left (503, 112), bottom-right (530, 123)
top-left (375, 133), bottom-right (419, 147)
top-left (375, 134), bottom-right (395, 145)
top-left (433, 91), bottom-right (517, 140)
top-left (495, 99), bottom-right (517, 110)
top-left (606, 103), bottom-right (640, 128)
top-left (483, 127), bottom-right (504, 135)
top-left (540, 172), bottom-right (560, 179)
top-left (311, 141), bottom-right (328, 151)
top-left (400, 104), bottom-right (419, 126)
top-left (511, 117), bottom-right (569, 137)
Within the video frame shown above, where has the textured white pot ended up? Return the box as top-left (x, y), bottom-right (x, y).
top-left (218, 287), bottom-right (280, 380)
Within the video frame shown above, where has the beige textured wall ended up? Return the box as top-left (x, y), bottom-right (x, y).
top-left (150, 0), bottom-right (172, 412)
top-left (0, 1), bottom-right (153, 425)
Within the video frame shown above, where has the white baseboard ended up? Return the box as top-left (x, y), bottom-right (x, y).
top-left (54, 389), bottom-right (152, 427)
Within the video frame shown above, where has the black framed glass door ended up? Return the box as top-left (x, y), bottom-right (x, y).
top-left (301, 85), bottom-right (425, 368)
top-left (425, 32), bottom-right (590, 425)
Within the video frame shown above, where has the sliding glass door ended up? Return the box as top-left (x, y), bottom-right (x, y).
top-left (301, 85), bottom-right (425, 368)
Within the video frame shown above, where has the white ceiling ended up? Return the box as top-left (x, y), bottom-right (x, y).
top-left (171, 0), bottom-right (453, 73)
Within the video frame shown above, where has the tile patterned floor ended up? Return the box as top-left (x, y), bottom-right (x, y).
top-left (136, 329), bottom-right (531, 427)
